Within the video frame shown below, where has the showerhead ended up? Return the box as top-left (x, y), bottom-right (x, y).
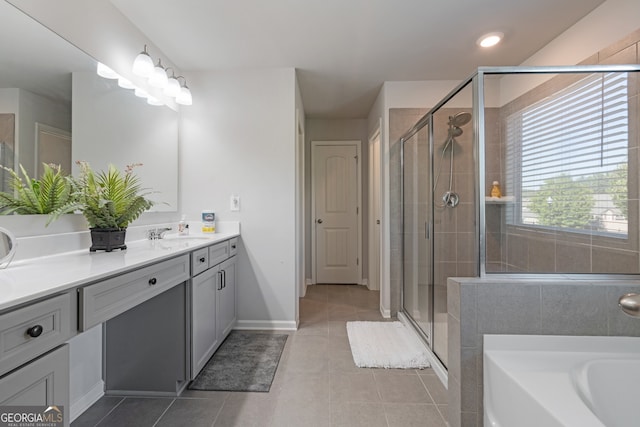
top-left (449, 111), bottom-right (472, 127)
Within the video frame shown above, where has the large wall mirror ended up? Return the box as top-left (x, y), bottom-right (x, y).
top-left (0, 1), bottom-right (178, 212)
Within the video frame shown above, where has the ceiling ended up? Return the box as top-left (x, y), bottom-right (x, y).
top-left (111, 0), bottom-right (605, 119)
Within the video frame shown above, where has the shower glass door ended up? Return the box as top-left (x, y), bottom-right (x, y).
top-left (402, 123), bottom-right (433, 347)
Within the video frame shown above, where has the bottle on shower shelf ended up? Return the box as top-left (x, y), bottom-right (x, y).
top-left (490, 181), bottom-right (502, 198)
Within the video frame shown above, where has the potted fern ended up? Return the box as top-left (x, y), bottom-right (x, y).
top-left (0, 163), bottom-right (76, 217)
top-left (65, 161), bottom-right (155, 252)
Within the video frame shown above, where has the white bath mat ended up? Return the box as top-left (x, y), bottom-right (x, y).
top-left (346, 321), bottom-right (430, 369)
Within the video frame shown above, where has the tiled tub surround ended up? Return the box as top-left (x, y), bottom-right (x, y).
top-left (446, 277), bottom-right (640, 427)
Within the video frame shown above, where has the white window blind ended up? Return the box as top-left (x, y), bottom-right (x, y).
top-left (506, 72), bottom-right (629, 236)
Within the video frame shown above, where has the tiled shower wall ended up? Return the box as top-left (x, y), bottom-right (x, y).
top-left (447, 277), bottom-right (640, 427)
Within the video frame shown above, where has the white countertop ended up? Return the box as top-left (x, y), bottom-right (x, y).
top-left (0, 232), bottom-right (239, 312)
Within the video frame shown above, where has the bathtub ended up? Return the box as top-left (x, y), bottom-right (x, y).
top-left (483, 334), bottom-right (640, 427)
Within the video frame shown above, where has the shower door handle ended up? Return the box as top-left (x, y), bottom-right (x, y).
top-left (425, 221), bottom-right (430, 239)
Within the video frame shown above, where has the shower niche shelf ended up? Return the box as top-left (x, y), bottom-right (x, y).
top-left (485, 196), bottom-right (514, 204)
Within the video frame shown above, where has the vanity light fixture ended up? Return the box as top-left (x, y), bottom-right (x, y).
top-left (117, 76), bottom-right (136, 90)
top-left (477, 32), bottom-right (504, 48)
top-left (132, 45), bottom-right (154, 78)
top-left (134, 87), bottom-right (149, 98)
top-left (146, 96), bottom-right (163, 106)
top-left (149, 59), bottom-right (169, 88)
top-left (176, 78), bottom-right (193, 106)
top-left (97, 62), bottom-right (119, 79)
top-left (163, 69), bottom-right (182, 97)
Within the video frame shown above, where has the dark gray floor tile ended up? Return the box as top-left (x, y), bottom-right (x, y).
top-left (95, 397), bottom-right (173, 427)
top-left (71, 396), bottom-right (124, 427)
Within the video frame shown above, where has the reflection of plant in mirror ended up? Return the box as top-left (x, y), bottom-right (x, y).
top-left (0, 163), bottom-right (76, 217)
top-left (55, 161), bottom-right (155, 230)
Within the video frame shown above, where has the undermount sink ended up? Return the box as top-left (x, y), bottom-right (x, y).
top-left (160, 234), bottom-right (213, 241)
top-left (484, 335), bottom-right (640, 427)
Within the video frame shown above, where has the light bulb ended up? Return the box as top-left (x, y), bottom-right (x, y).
top-left (477, 32), bottom-right (504, 48)
top-left (147, 96), bottom-right (163, 106)
top-left (176, 85), bottom-right (193, 106)
top-left (97, 62), bottom-right (119, 79)
top-left (117, 77), bottom-right (136, 89)
top-left (149, 60), bottom-right (168, 88)
top-left (132, 46), bottom-right (154, 77)
top-left (164, 76), bottom-right (181, 97)
top-left (134, 87), bottom-right (149, 98)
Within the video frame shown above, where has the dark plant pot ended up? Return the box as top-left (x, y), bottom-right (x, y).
top-left (89, 228), bottom-right (127, 252)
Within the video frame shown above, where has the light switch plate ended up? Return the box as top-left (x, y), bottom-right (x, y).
top-left (230, 195), bottom-right (240, 211)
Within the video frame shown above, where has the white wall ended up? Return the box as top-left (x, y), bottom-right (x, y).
top-left (500, 0), bottom-right (640, 104)
top-left (17, 89), bottom-right (71, 178)
top-left (179, 68), bottom-right (298, 329)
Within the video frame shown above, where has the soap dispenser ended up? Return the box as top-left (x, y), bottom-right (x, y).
top-left (178, 215), bottom-right (189, 236)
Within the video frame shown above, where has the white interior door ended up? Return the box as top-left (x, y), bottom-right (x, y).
top-left (313, 143), bottom-right (359, 284)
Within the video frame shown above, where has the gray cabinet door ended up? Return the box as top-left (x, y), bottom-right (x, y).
top-left (190, 267), bottom-right (218, 378)
top-left (217, 256), bottom-right (236, 341)
top-left (0, 344), bottom-right (70, 427)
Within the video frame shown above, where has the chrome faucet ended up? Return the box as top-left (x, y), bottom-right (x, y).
top-left (147, 227), bottom-right (172, 240)
top-left (618, 293), bottom-right (640, 318)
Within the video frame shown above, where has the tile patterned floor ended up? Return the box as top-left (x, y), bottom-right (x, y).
top-left (72, 284), bottom-right (448, 427)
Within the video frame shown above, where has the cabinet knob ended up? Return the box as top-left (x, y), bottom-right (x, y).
top-left (149, 277), bottom-right (157, 285)
top-left (317, 219), bottom-right (323, 224)
top-left (27, 325), bottom-right (43, 338)
top-left (231, 245), bottom-right (236, 249)
top-left (199, 257), bottom-right (206, 263)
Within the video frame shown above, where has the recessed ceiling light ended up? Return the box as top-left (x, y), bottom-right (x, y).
top-left (477, 32), bottom-right (504, 48)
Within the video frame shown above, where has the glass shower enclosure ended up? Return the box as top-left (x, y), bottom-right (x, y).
top-left (400, 64), bottom-right (640, 369)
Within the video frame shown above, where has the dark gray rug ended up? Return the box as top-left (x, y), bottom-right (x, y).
top-left (188, 331), bottom-right (288, 392)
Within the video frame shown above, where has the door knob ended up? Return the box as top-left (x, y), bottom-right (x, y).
top-left (317, 219), bottom-right (323, 224)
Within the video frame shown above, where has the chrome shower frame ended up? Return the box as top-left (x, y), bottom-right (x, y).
top-left (399, 63), bottom-right (640, 373)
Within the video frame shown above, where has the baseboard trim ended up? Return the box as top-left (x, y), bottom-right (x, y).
top-left (305, 278), bottom-right (313, 286)
top-left (379, 305), bottom-right (391, 319)
top-left (70, 380), bottom-right (104, 422)
top-left (234, 320), bottom-right (298, 331)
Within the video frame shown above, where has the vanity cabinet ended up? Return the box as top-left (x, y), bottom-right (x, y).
top-left (190, 239), bottom-right (237, 379)
top-left (0, 345), bottom-right (70, 427)
top-left (0, 293), bottom-right (72, 376)
top-left (79, 254), bottom-right (190, 331)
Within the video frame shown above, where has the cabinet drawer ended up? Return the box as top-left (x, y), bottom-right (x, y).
top-left (229, 238), bottom-right (239, 257)
top-left (209, 241), bottom-right (230, 266)
top-left (0, 293), bottom-right (72, 376)
top-left (0, 344), bottom-right (69, 426)
top-left (79, 255), bottom-right (190, 331)
top-left (191, 247), bottom-right (209, 276)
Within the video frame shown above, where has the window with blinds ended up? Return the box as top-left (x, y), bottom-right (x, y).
top-left (505, 72), bottom-right (629, 236)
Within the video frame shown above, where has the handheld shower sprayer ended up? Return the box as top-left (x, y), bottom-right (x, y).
top-left (434, 111), bottom-right (472, 208)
